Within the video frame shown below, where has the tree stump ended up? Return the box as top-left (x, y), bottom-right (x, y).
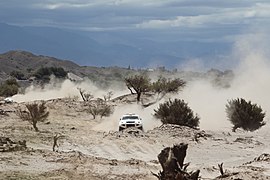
top-left (153, 143), bottom-right (200, 180)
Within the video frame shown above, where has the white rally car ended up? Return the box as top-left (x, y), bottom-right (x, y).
top-left (119, 113), bottom-right (143, 131)
top-left (4, 97), bottom-right (14, 103)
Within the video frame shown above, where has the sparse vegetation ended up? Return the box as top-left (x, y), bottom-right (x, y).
top-left (78, 88), bottom-right (94, 101)
top-left (0, 78), bottom-right (20, 97)
top-left (154, 99), bottom-right (200, 128)
top-left (125, 74), bottom-right (186, 103)
top-left (16, 102), bottom-right (49, 132)
top-left (226, 98), bottom-right (266, 132)
top-left (87, 100), bottom-right (114, 119)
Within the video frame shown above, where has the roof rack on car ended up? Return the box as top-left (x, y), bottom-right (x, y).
top-left (123, 113), bottom-right (136, 116)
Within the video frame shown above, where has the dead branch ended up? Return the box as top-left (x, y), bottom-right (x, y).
top-left (218, 163), bottom-right (224, 176)
top-left (151, 171), bottom-right (162, 180)
top-left (77, 88), bottom-right (86, 101)
top-left (77, 88), bottom-right (93, 102)
top-left (141, 101), bottom-right (157, 108)
top-left (183, 162), bottom-right (190, 171)
top-left (141, 93), bottom-right (165, 108)
top-left (103, 91), bottom-right (113, 102)
top-left (53, 134), bottom-right (65, 152)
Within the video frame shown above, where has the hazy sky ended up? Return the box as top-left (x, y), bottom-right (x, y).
top-left (1, 1), bottom-right (269, 38)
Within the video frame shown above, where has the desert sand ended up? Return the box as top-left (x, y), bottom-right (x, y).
top-left (0, 97), bottom-right (270, 180)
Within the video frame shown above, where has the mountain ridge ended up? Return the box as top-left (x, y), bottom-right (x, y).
top-left (0, 23), bottom-right (232, 69)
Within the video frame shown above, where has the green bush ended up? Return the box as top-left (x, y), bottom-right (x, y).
top-left (10, 70), bottom-right (25, 80)
top-left (0, 79), bottom-right (19, 97)
top-left (154, 99), bottom-right (200, 128)
top-left (50, 67), bottom-right (68, 78)
top-left (33, 67), bottom-right (67, 82)
top-left (226, 98), bottom-right (266, 132)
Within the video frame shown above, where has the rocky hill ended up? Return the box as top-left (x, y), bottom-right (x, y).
top-left (0, 50), bottom-right (79, 75)
top-left (0, 50), bottom-right (135, 85)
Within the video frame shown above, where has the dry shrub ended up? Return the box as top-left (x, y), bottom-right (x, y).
top-left (87, 100), bottom-right (114, 119)
top-left (77, 88), bottom-right (94, 101)
top-left (17, 101), bottom-right (49, 131)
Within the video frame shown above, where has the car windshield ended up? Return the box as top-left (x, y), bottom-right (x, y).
top-left (122, 116), bottom-right (139, 120)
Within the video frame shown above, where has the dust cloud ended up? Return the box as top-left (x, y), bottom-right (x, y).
top-left (12, 77), bottom-right (128, 103)
top-left (13, 79), bottom-right (79, 102)
top-left (179, 32), bottom-right (270, 131)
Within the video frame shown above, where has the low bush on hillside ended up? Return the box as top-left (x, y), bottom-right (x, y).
top-left (226, 98), bottom-right (266, 132)
top-left (154, 99), bottom-right (200, 128)
top-left (10, 70), bottom-right (26, 80)
top-left (33, 67), bottom-right (67, 82)
top-left (0, 79), bottom-right (19, 97)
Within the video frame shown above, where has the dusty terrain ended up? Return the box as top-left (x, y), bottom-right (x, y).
top-left (1, 97), bottom-right (270, 180)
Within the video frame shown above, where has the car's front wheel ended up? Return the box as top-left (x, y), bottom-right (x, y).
top-left (119, 127), bottom-right (124, 131)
